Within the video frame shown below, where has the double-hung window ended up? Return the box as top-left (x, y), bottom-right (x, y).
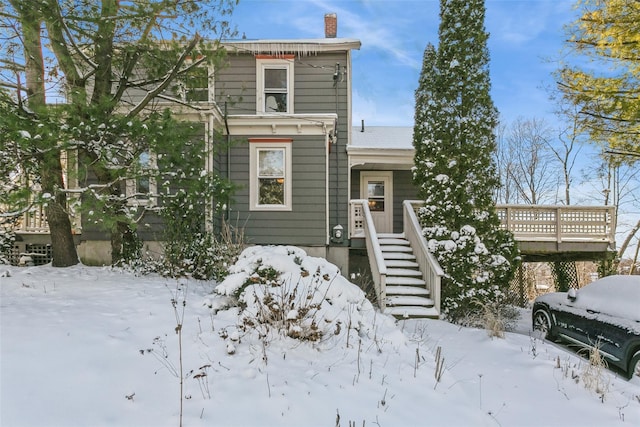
top-left (249, 139), bottom-right (292, 211)
top-left (256, 56), bottom-right (294, 114)
top-left (172, 59), bottom-right (213, 103)
top-left (126, 151), bottom-right (157, 207)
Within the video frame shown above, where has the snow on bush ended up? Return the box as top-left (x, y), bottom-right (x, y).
top-left (210, 246), bottom-right (403, 348)
top-left (0, 224), bottom-right (15, 265)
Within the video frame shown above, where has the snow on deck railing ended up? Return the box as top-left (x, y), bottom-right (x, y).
top-left (495, 205), bottom-right (616, 244)
top-left (404, 200), bottom-right (443, 315)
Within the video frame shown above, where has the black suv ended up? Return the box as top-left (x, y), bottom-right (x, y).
top-left (532, 275), bottom-right (640, 380)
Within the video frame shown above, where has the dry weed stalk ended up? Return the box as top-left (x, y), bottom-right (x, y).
top-left (434, 346), bottom-right (445, 388)
top-left (581, 342), bottom-right (610, 396)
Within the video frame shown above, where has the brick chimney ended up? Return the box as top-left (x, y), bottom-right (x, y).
top-left (325, 13), bottom-right (337, 38)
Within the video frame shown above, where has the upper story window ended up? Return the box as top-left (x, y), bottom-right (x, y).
top-left (256, 56), bottom-right (294, 114)
top-left (249, 139), bottom-right (292, 211)
top-left (172, 59), bottom-right (213, 103)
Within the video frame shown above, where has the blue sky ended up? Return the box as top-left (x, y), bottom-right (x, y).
top-left (228, 0), bottom-right (575, 128)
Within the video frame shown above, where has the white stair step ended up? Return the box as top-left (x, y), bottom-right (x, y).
top-left (377, 233), bottom-right (404, 239)
top-left (385, 285), bottom-right (430, 297)
top-left (387, 295), bottom-right (435, 307)
top-left (383, 252), bottom-right (416, 260)
top-left (380, 245), bottom-right (412, 253)
top-left (378, 238), bottom-right (410, 246)
top-left (385, 259), bottom-right (419, 268)
top-left (387, 268), bottom-right (422, 277)
top-left (386, 277), bottom-right (426, 286)
top-left (385, 306), bottom-right (440, 319)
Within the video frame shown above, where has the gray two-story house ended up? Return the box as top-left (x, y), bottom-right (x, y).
top-left (214, 25), bottom-right (361, 273)
top-left (11, 15), bottom-right (443, 318)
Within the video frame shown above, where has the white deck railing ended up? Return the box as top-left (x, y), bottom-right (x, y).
top-left (351, 203), bottom-right (616, 246)
top-left (350, 200), bottom-right (387, 310)
top-left (349, 199), bottom-right (443, 314)
top-left (495, 205), bottom-right (616, 245)
top-left (403, 201), bottom-right (443, 314)
top-left (12, 202), bottom-right (81, 234)
top-left (19, 204), bottom-right (50, 233)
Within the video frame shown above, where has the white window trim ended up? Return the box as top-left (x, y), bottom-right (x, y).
top-left (173, 59), bottom-right (214, 103)
top-left (256, 57), bottom-right (294, 114)
top-left (249, 139), bottom-right (292, 211)
top-left (126, 152), bottom-right (158, 207)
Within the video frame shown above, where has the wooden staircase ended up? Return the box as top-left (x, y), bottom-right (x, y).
top-left (378, 233), bottom-right (439, 319)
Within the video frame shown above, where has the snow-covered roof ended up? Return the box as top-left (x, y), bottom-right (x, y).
top-left (350, 126), bottom-right (413, 149)
top-left (348, 126), bottom-right (414, 169)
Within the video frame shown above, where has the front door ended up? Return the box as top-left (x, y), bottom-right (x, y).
top-left (360, 172), bottom-right (393, 234)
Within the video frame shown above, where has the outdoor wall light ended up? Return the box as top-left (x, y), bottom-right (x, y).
top-left (332, 224), bottom-right (344, 243)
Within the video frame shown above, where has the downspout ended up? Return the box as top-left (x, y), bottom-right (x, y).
top-left (206, 112), bottom-right (214, 232)
top-left (224, 100), bottom-right (231, 221)
top-left (333, 63), bottom-right (340, 242)
top-left (325, 131), bottom-right (330, 245)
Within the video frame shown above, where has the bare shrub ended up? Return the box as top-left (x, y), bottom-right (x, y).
top-left (581, 343), bottom-right (610, 396)
top-left (462, 298), bottom-right (520, 338)
top-left (239, 266), bottom-right (334, 342)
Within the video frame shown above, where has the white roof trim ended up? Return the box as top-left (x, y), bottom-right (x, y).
top-left (223, 39), bottom-right (361, 56)
top-left (226, 113), bottom-right (337, 136)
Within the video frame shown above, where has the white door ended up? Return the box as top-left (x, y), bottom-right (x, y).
top-left (360, 172), bottom-right (393, 234)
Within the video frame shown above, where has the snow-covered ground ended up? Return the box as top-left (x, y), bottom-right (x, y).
top-left (1, 246), bottom-right (639, 427)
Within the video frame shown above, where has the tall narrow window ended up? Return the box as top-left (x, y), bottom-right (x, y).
top-left (256, 57), bottom-right (294, 114)
top-left (171, 60), bottom-right (212, 103)
top-left (184, 66), bottom-right (210, 102)
top-left (126, 151), bottom-right (157, 207)
top-left (258, 148), bottom-right (285, 204)
top-left (249, 139), bottom-right (292, 211)
top-left (136, 152), bottom-right (152, 195)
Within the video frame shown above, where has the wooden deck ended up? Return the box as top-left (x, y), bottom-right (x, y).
top-left (351, 202), bottom-right (616, 262)
top-left (495, 205), bottom-right (616, 261)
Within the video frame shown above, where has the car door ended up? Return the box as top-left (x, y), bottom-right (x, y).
top-left (581, 312), bottom-right (630, 366)
top-left (552, 301), bottom-right (593, 348)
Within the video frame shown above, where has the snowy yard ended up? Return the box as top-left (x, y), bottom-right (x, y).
top-left (1, 246), bottom-right (639, 427)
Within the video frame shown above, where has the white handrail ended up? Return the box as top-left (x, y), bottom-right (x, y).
top-left (403, 200), bottom-right (443, 314)
top-left (350, 199), bottom-right (387, 310)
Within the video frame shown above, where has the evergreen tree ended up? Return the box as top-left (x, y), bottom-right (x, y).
top-left (1, 0), bottom-right (237, 265)
top-left (412, 0), bottom-right (518, 322)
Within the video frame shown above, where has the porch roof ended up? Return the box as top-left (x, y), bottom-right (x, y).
top-left (348, 126), bottom-right (414, 170)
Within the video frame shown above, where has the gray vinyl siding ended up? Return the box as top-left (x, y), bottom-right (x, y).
top-left (215, 54), bottom-right (255, 115)
top-left (392, 170), bottom-right (418, 233)
top-left (80, 123), bottom-right (208, 244)
top-left (227, 135), bottom-right (327, 246)
top-left (350, 170), bottom-right (418, 234)
top-left (216, 49), bottom-right (351, 247)
top-left (216, 52), bottom-right (349, 117)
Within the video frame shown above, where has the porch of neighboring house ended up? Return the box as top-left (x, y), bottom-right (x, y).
top-left (348, 200), bottom-right (617, 319)
top-left (8, 202), bottom-right (85, 266)
top-left (9, 205), bottom-right (54, 266)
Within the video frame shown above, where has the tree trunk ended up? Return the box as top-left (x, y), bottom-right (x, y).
top-left (46, 200), bottom-right (79, 267)
top-left (41, 155), bottom-right (79, 267)
top-left (13, 0), bottom-right (79, 267)
top-left (618, 219), bottom-right (640, 260)
top-left (630, 239), bottom-right (640, 275)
